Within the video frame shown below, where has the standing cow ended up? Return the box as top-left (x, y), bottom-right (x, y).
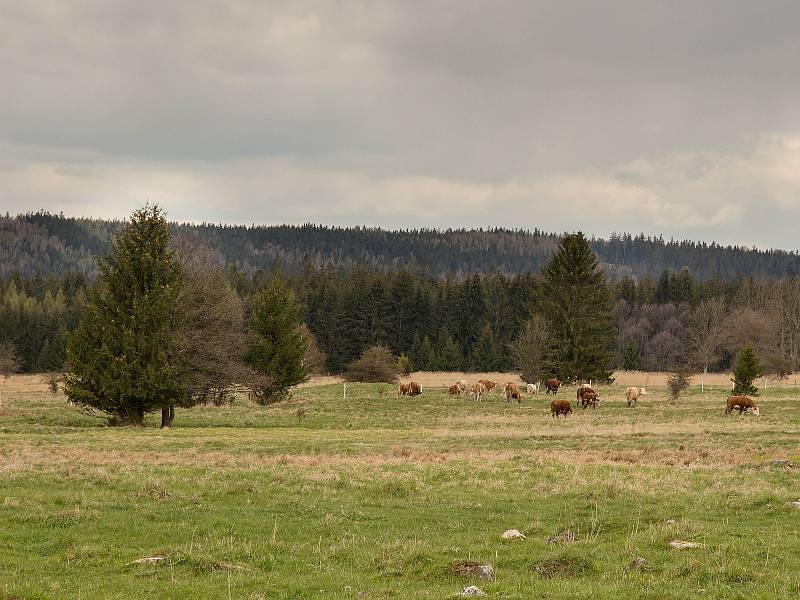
top-left (478, 379), bottom-right (497, 393)
top-left (505, 383), bottom-right (522, 403)
top-left (448, 384), bottom-right (461, 396)
top-left (725, 395), bottom-right (760, 416)
top-left (551, 399), bottom-right (572, 418)
top-left (398, 383), bottom-right (411, 397)
top-left (625, 386), bottom-right (646, 407)
top-left (469, 382), bottom-right (486, 401)
top-left (408, 382), bottom-right (422, 396)
top-left (577, 386), bottom-right (599, 408)
top-left (545, 378), bottom-right (561, 394)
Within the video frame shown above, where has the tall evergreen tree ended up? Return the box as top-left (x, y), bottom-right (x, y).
top-left (64, 206), bottom-right (183, 425)
top-left (436, 326), bottom-right (463, 371)
top-left (244, 275), bottom-right (308, 403)
top-left (538, 232), bottom-right (615, 382)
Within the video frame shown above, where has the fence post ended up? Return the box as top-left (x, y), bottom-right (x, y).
top-left (343, 381), bottom-right (347, 401)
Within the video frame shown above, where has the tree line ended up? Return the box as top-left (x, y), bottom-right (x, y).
top-left (4, 242), bottom-right (800, 379)
top-left (5, 211), bottom-right (800, 281)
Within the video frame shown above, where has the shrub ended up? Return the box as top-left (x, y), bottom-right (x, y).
top-left (344, 346), bottom-right (399, 383)
top-left (395, 353), bottom-right (413, 376)
top-left (732, 343), bottom-right (761, 396)
top-left (666, 370), bottom-right (691, 401)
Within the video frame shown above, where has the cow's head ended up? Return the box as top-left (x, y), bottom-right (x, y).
top-left (639, 387), bottom-right (647, 395)
top-left (749, 406), bottom-right (760, 416)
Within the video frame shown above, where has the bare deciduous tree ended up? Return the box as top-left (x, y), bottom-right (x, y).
top-left (164, 237), bottom-right (268, 428)
top-left (299, 324), bottom-right (326, 375)
top-left (687, 298), bottom-right (728, 390)
top-left (510, 315), bottom-right (554, 384)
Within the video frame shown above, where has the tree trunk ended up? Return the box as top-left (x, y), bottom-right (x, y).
top-left (160, 404), bottom-right (175, 428)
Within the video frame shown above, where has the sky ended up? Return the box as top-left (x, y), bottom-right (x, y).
top-left (3, 1), bottom-right (800, 249)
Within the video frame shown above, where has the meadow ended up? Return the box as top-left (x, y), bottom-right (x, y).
top-left (1, 374), bottom-right (799, 599)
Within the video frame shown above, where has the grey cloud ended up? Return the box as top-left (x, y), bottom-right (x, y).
top-left (2, 1), bottom-right (800, 249)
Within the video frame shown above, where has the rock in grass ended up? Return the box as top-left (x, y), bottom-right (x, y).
top-left (789, 500), bottom-right (800, 509)
top-left (501, 529), bottom-right (526, 539)
top-left (669, 540), bottom-right (704, 549)
top-left (131, 556), bottom-right (165, 564)
top-left (766, 459), bottom-right (794, 468)
top-left (460, 586), bottom-right (486, 597)
top-left (629, 557), bottom-right (648, 570)
top-left (451, 560), bottom-right (495, 581)
top-left (547, 530), bottom-right (576, 544)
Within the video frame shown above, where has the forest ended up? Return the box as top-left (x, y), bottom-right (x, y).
top-left (3, 252), bottom-right (800, 377)
top-left (4, 211), bottom-right (800, 281)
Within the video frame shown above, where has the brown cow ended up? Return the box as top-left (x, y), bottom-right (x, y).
top-left (469, 382), bottom-right (486, 401)
top-left (551, 399), bottom-right (572, 417)
top-left (545, 378), bottom-right (561, 394)
top-left (580, 391), bottom-right (599, 409)
top-left (505, 383), bottom-right (521, 403)
top-left (408, 381), bottom-right (422, 396)
top-left (398, 382), bottom-right (411, 397)
top-left (448, 384), bottom-right (461, 396)
top-left (725, 395), bottom-right (760, 416)
top-left (478, 379), bottom-right (497, 392)
top-left (577, 386), bottom-right (599, 408)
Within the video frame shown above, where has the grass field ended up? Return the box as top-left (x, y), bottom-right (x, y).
top-left (1, 375), bottom-right (799, 599)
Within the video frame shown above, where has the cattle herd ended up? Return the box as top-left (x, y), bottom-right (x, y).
top-left (398, 378), bottom-right (762, 418)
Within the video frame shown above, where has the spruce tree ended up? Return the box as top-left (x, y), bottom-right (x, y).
top-left (732, 343), bottom-right (761, 396)
top-left (622, 341), bottom-right (643, 371)
top-left (471, 325), bottom-right (500, 371)
top-left (412, 335), bottom-right (436, 371)
top-left (64, 206), bottom-right (183, 425)
top-left (436, 327), bottom-right (463, 371)
top-left (244, 276), bottom-right (308, 403)
top-left (538, 232), bottom-right (615, 382)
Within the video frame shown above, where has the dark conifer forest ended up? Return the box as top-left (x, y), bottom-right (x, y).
top-left (3, 211), bottom-right (800, 376)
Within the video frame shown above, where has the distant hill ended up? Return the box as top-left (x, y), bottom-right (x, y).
top-left (2, 211), bottom-right (799, 281)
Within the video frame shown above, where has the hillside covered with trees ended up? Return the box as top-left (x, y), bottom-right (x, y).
top-left (3, 209), bottom-right (800, 381)
top-left (3, 212), bottom-right (800, 281)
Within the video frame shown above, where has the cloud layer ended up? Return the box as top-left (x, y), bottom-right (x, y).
top-left (2, 1), bottom-right (800, 248)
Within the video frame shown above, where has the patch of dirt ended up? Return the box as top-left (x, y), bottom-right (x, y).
top-left (533, 554), bottom-right (595, 578)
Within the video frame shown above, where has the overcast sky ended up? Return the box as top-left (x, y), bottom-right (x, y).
top-left (3, 1), bottom-right (800, 249)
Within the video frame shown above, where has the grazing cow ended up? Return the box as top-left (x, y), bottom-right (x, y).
top-left (398, 382), bottom-right (411, 397)
top-left (576, 386), bottom-right (595, 400)
top-left (725, 395), bottom-right (760, 416)
top-left (580, 391), bottom-right (599, 409)
top-left (545, 378), bottom-right (561, 394)
top-left (456, 379), bottom-right (468, 392)
top-left (478, 379), bottom-right (497, 392)
top-left (408, 381), bottom-right (422, 396)
top-left (526, 382), bottom-right (540, 394)
top-left (505, 383), bottom-right (522, 403)
top-left (448, 384), bottom-right (461, 396)
top-left (625, 386), bottom-right (646, 407)
top-left (469, 382), bottom-right (486, 401)
top-left (551, 399), bottom-right (573, 418)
